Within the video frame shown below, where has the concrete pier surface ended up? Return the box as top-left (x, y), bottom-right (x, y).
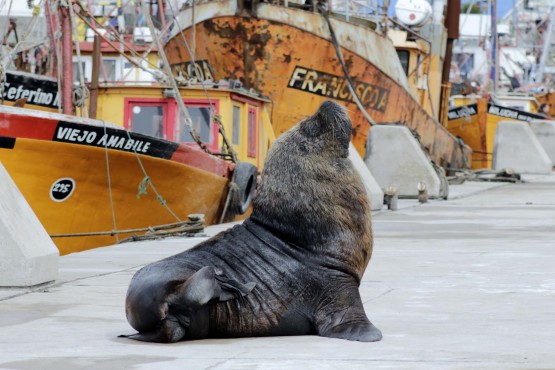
top-left (1, 175), bottom-right (555, 369)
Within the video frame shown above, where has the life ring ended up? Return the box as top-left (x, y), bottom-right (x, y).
top-left (229, 162), bottom-right (258, 215)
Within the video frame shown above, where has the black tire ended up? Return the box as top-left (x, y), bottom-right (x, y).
top-left (229, 162), bottom-right (258, 215)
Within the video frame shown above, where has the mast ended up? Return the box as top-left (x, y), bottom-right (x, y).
top-left (59, 1), bottom-right (74, 115)
top-left (44, 2), bottom-right (58, 78)
top-left (89, 35), bottom-right (101, 119)
top-left (490, 0), bottom-right (499, 92)
top-left (440, 0), bottom-right (460, 125)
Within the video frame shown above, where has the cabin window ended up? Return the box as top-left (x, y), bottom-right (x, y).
top-left (101, 58), bottom-right (119, 81)
top-left (73, 61), bottom-right (88, 83)
top-left (232, 105), bottom-right (241, 145)
top-left (179, 106), bottom-right (211, 144)
top-left (396, 50), bottom-right (410, 76)
top-left (129, 104), bottom-right (165, 139)
top-left (247, 107), bottom-right (257, 158)
top-left (453, 53), bottom-right (474, 79)
top-left (177, 100), bottom-right (219, 152)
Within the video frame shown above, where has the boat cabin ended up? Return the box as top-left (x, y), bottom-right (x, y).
top-left (89, 84), bottom-right (274, 169)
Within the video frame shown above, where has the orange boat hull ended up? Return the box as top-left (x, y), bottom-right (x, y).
top-left (0, 138), bottom-right (228, 254)
top-left (0, 106), bottom-right (232, 254)
top-left (165, 6), bottom-right (471, 170)
top-left (447, 100), bottom-right (546, 169)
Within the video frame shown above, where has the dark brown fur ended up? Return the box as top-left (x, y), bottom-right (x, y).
top-left (252, 100), bottom-right (373, 282)
top-left (123, 101), bottom-right (381, 343)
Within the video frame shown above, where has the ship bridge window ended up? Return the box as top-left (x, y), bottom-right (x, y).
top-left (396, 50), bottom-right (410, 76)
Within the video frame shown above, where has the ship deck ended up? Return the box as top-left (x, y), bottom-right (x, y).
top-left (1, 174), bottom-right (555, 369)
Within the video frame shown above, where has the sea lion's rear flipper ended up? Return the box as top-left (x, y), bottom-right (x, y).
top-left (172, 266), bottom-right (256, 308)
top-left (314, 280), bottom-right (382, 342)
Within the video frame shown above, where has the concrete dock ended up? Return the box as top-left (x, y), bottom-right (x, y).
top-left (1, 175), bottom-right (555, 369)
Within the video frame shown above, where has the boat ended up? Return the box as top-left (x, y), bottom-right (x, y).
top-left (446, 97), bottom-right (545, 169)
top-left (163, 0), bottom-right (472, 172)
top-left (0, 70), bottom-right (271, 255)
top-left (0, 1), bottom-right (270, 254)
top-left (446, 1), bottom-right (552, 170)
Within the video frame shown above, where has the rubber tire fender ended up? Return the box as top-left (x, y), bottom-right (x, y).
top-left (229, 162), bottom-right (258, 215)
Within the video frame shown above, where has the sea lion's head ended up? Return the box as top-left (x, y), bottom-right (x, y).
top-left (252, 101), bottom-right (372, 275)
top-left (296, 100), bottom-right (352, 159)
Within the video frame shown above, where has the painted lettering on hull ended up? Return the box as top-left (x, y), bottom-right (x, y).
top-left (447, 104), bottom-right (478, 120)
top-left (171, 60), bottom-right (216, 82)
top-left (2, 72), bottom-right (60, 109)
top-left (287, 66), bottom-right (390, 113)
top-left (487, 104), bottom-right (544, 122)
top-left (53, 122), bottom-right (179, 159)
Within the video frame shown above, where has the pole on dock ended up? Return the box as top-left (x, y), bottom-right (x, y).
top-left (89, 35), bottom-right (100, 119)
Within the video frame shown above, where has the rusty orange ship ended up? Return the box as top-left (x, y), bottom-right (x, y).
top-left (164, 0), bottom-right (471, 170)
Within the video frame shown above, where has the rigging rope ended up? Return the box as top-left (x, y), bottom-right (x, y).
top-left (164, 0), bottom-right (240, 162)
top-left (124, 129), bottom-right (182, 222)
top-left (0, 62), bottom-right (5, 104)
top-left (319, 5), bottom-right (376, 127)
top-left (102, 121), bottom-right (120, 242)
top-left (1, 0), bottom-right (44, 68)
top-left (0, 0), bottom-right (14, 60)
top-left (52, 0), bottom-right (64, 113)
top-left (68, 0), bottom-right (89, 116)
top-left (73, 2), bottom-right (165, 81)
top-left (139, 0), bottom-right (209, 152)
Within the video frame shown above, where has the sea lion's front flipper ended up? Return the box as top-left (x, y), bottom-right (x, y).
top-left (314, 280), bottom-right (382, 342)
top-left (119, 327), bottom-right (184, 343)
top-left (172, 266), bottom-right (256, 307)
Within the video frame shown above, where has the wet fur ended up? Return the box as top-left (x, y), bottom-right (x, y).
top-left (123, 101), bottom-right (381, 343)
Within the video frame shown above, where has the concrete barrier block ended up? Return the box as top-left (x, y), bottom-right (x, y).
top-left (364, 125), bottom-right (442, 197)
top-left (0, 162), bottom-right (58, 287)
top-left (530, 120), bottom-right (555, 166)
top-left (348, 143), bottom-right (384, 210)
top-left (492, 121), bottom-right (552, 174)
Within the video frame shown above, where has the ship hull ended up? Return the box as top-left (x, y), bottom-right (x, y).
top-left (0, 106), bottom-right (231, 254)
top-left (447, 100), bottom-right (545, 169)
top-left (166, 3), bottom-right (471, 170)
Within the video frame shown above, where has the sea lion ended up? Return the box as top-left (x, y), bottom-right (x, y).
top-left (123, 100), bottom-right (382, 343)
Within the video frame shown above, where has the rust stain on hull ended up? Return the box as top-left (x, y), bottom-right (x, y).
top-left (166, 16), bottom-right (471, 170)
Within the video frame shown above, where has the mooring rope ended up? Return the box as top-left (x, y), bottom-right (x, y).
top-left (124, 129), bottom-right (182, 222)
top-left (50, 218), bottom-right (205, 239)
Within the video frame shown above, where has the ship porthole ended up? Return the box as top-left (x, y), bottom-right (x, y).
top-left (50, 178), bottom-right (76, 202)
